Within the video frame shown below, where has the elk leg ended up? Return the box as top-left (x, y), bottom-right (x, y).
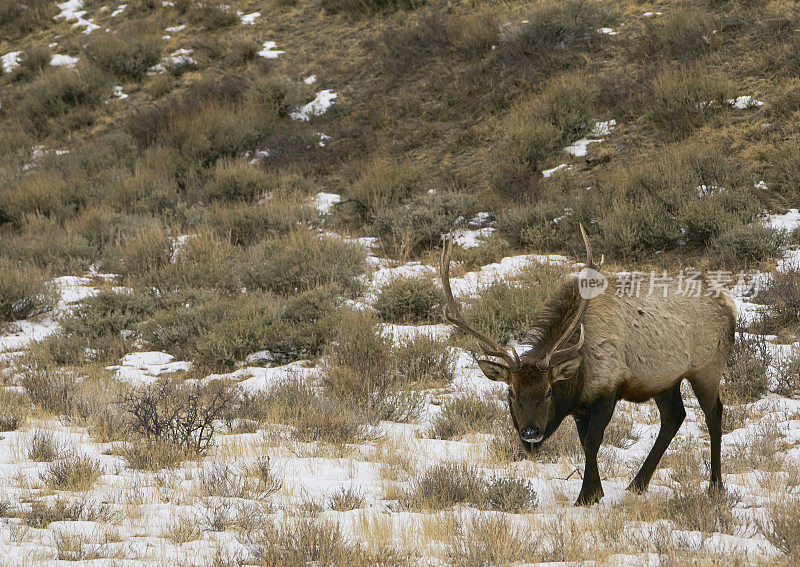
top-left (691, 378), bottom-right (724, 493)
top-left (575, 394), bottom-right (617, 506)
top-left (628, 383), bottom-right (684, 494)
top-left (574, 413), bottom-right (589, 449)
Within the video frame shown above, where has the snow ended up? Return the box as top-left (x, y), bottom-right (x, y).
top-left (304, 75), bottom-right (317, 84)
top-left (112, 85), bottom-right (128, 99)
top-left (564, 120), bottom-right (615, 157)
top-left (451, 227), bottom-right (496, 249)
top-left (728, 95), bottom-right (763, 110)
top-left (542, 163), bottom-right (571, 178)
top-left (313, 192), bottom-right (341, 214)
top-left (239, 11), bottom-right (259, 24)
top-left (290, 90), bottom-right (337, 121)
top-left (1, 51), bottom-right (21, 74)
top-left (106, 352), bottom-right (192, 385)
top-left (149, 48), bottom-right (197, 73)
top-left (597, 27), bottom-right (617, 35)
top-left (49, 54), bottom-right (79, 68)
top-left (564, 139), bottom-right (603, 157)
top-left (110, 3), bottom-right (126, 17)
top-left (54, 0), bottom-right (100, 34)
top-left (257, 41), bottom-right (284, 59)
top-left (165, 24), bottom-right (186, 32)
top-left (643, 11), bottom-right (662, 17)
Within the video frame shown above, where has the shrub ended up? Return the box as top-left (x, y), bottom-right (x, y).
top-left (239, 229), bottom-right (365, 295)
top-left (18, 44), bottom-right (51, 76)
top-left (496, 202), bottom-right (573, 250)
top-left (372, 192), bottom-right (474, 258)
top-left (774, 346), bottom-right (800, 398)
top-left (752, 265), bottom-right (800, 336)
top-left (462, 262), bottom-right (568, 344)
top-left (648, 66), bottom-right (734, 138)
top-left (245, 76), bottom-right (310, 121)
top-left (708, 225), bottom-right (785, 269)
top-left (121, 380), bottom-right (236, 455)
top-left (85, 31), bottom-right (163, 79)
top-left (190, 2), bottom-right (239, 29)
top-left (20, 366), bottom-right (78, 417)
top-left (204, 198), bottom-right (316, 246)
top-left (758, 499), bottom-right (800, 556)
top-left (374, 277), bottom-right (444, 323)
top-left (320, 0), bottom-right (421, 17)
top-left (41, 455), bottom-right (103, 491)
top-left (200, 158), bottom-right (271, 202)
top-left (663, 490), bottom-right (738, 534)
top-left (0, 262), bottom-right (56, 322)
top-left (498, 0), bottom-right (612, 72)
top-left (337, 157), bottom-right (426, 225)
top-left (28, 430), bottom-right (63, 462)
top-left (160, 230), bottom-right (239, 292)
top-left (118, 227), bottom-right (173, 279)
top-left (391, 334), bottom-right (455, 386)
top-left (292, 395), bottom-right (372, 445)
top-left (117, 436), bottom-right (183, 470)
top-left (322, 309), bottom-right (394, 416)
top-left (725, 332), bottom-right (770, 402)
top-left (449, 516), bottom-right (539, 566)
top-left (482, 477), bottom-right (538, 512)
top-left (430, 394), bottom-right (502, 440)
top-left (59, 291), bottom-right (156, 343)
top-left (0, 0), bottom-right (57, 36)
top-left (329, 486), bottom-right (365, 511)
top-left (405, 462), bottom-right (485, 509)
top-left (19, 65), bottom-right (110, 133)
top-left (636, 10), bottom-right (714, 61)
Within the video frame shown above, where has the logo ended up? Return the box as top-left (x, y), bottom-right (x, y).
top-left (578, 268), bottom-right (607, 299)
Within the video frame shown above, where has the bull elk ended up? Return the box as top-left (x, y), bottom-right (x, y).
top-left (440, 226), bottom-right (737, 506)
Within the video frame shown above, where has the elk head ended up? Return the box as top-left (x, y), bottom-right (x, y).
top-left (440, 225), bottom-right (598, 446)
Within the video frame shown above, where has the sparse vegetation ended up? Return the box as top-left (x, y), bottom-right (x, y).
top-left (0, 0), bottom-right (798, 562)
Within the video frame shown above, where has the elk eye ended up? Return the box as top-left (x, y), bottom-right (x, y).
top-left (508, 388), bottom-right (515, 399)
top-left (545, 389), bottom-right (552, 398)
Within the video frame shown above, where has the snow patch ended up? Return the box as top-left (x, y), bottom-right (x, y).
top-left (50, 54), bottom-right (79, 67)
top-left (304, 75), bottom-right (317, 84)
top-left (314, 192), bottom-right (341, 214)
top-left (106, 352), bottom-right (192, 385)
top-left (564, 120), bottom-right (615, 157)
top-left (542, 163), bottom-right (571, 178)
top-left (165, 24), bottom-right (185, 32)
top-left (257, 41), bottom-right (284, 59)
top-left (55, 0), bottom-right (100, 34)
top-left (112, 85), bottom-right (128, 99)
top-left (239, 11), bottom-right (259, 24)
top-left (290, 90), bottom-right (337, 121)
top-left (110, 3), bottom-right (126, 17)
top-left (597, 27), bottom-right (617, 35)
top-left (1, 51), bottom-right (21, 74)
top-left (451, 227), bottom-right (496, 249)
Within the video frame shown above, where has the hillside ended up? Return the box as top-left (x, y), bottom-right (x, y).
top-left (1, 0), bottom-right (800, 564)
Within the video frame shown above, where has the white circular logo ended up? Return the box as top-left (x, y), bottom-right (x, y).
top-left (578, 268), bottom-right (607, 299)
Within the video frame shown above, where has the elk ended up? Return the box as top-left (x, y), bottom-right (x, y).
top-left (440, 226), bottom-right (737, 506)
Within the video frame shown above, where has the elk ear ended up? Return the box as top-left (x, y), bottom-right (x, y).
top-left (477, 360), bottom-right (510, 383)
top-left (550, 358), bottom-right (581, 383)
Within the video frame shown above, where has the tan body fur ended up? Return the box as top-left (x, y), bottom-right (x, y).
top-left (577, 278), bottom-right (737, 405)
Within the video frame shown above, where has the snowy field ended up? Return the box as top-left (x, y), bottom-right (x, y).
top-left (0, 203), bottom-right (798, 565)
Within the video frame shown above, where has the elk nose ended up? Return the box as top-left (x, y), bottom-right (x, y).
top-left (520, 426), bottom-right (542, 443)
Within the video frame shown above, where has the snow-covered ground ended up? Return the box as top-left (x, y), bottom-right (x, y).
top-left (0, 204), bottom-right (798, 564)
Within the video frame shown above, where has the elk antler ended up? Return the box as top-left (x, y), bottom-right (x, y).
top-left (440, 234), bottom-right (521, 371)
top-left (536, 224), bottom-right (595, 371)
